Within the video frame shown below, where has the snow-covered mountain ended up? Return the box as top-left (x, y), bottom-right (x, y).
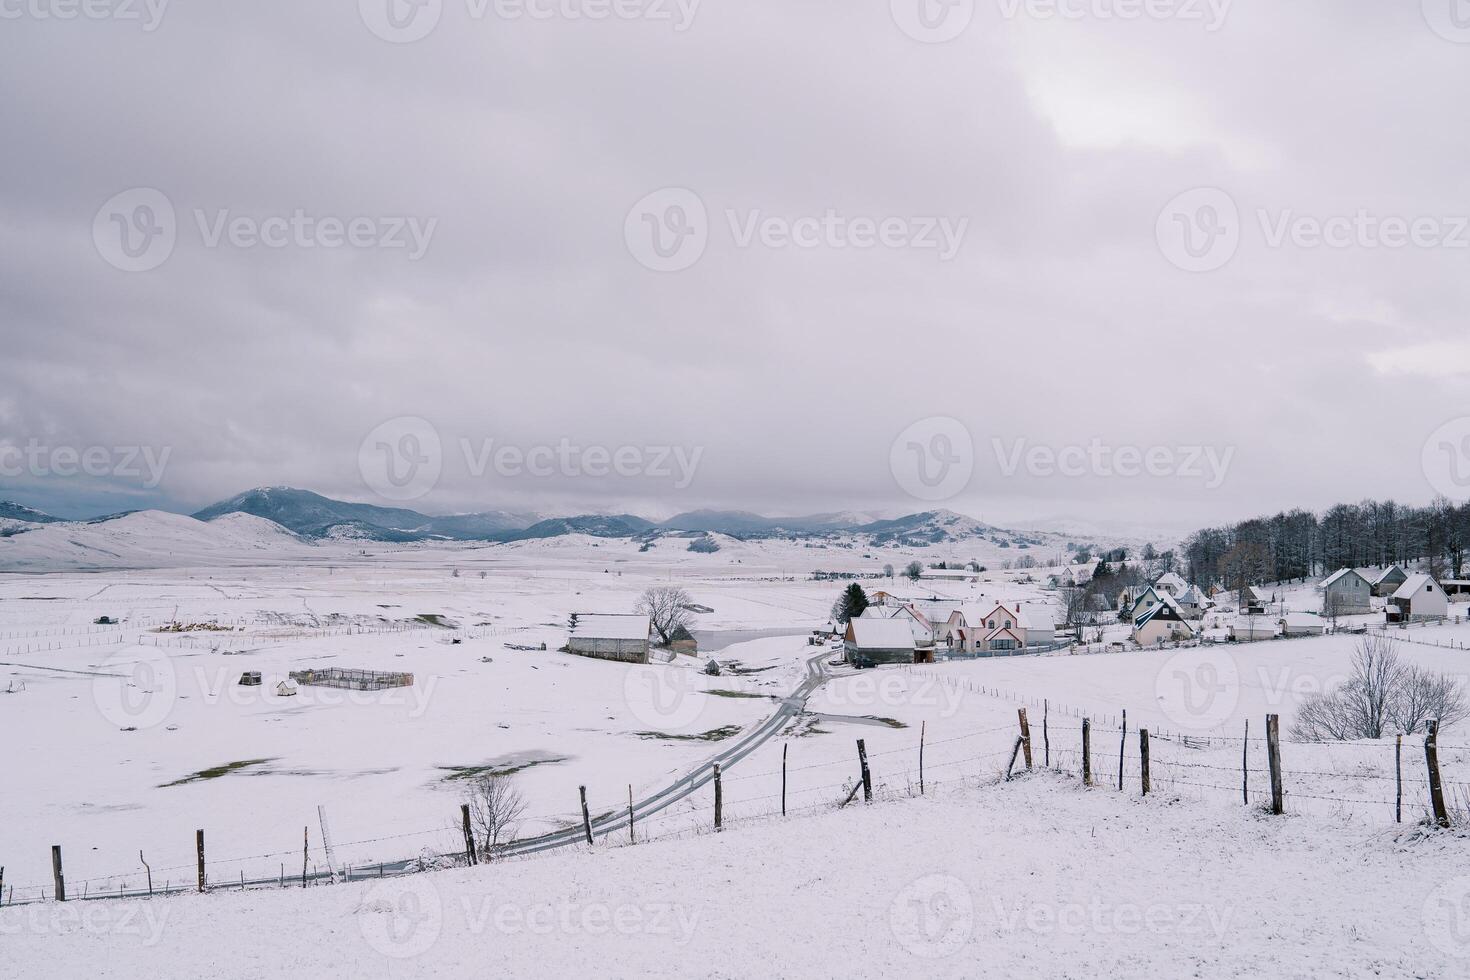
top-left (192, 487), bottom-right (538, 541)
top-left (0, 510), bottom-right (314, 570)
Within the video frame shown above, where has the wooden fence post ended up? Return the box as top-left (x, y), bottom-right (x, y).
top-left (51, 846), bottom-right (65, 902)
top-left (1082, 718), bottom-right (1092, 786)
top-left (1139, 729), bottom-right (1150, 796)
top-left (1395, 734), bottom-right (1403, 824)
top-left (196, 830), bottom-right (206, 893)
top-left (1266, 714), bottom-right (1284, 815)
top-left (1043, 699), bottom-right (1050, 769)
top-left (1426, 719), bottom-right (1451, 829)
top-left (781, 744), bottom-right (788, 817)
top-left (1118, 709), bottom-right (1127, 791)
top-left (1242, 719), bottom-right (1250, 805)
top-left (140, 851), bottom-right (152, 896)
top-left (461, 803), bottom-right (477, 865)
top-left (919, 722), bottom-right (926, 796)
top-left (713, 764), bottom-right (723, 830)
top-left (579, 786), bottom-right (595, 845)
top-left (1005, 736), bottom-right (1026, 780)
top-left (1018, 709), bottom-right (1033, 770)
top-left (628, 785), bottom-right (635, 845)
top-left (857, 740), bottom-right (872, 802)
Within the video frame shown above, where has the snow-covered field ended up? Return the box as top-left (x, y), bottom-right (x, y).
top-left (4, 532), bottom-right (1470, 976)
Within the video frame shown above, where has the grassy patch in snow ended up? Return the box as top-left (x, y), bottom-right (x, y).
top-left (414, 613), bottom-right (456, 629)
top-left (437, 755), bottom-right (570, 781)
top-left (158, 758), bottom-right (277, 787)
top-left (706, 689), bottom-right (771, 700)
top-left (634, 725), bottom-right (742, 742)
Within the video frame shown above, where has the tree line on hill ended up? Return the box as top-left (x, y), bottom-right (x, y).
top-left (1183, 497), bottom-right (1470, 589)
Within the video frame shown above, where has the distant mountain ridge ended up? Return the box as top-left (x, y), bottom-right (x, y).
top-left (182, 488), bottom-right (1019, 546)
top-left (5, 486), bottom-right (1038, 548)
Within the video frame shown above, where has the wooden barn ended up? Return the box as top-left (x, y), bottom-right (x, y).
top-left (567, 614), bottom-right (652, 664)
top-left (843, 617), bottom-right (918, 665)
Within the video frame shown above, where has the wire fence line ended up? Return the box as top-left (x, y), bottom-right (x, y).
top-left (3, 701), bottom-right (1461, 910)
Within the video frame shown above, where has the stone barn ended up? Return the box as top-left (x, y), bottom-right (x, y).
top-left (567, 614), bottom-right (652, 664)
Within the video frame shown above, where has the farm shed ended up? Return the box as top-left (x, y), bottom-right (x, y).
top-left (843, 617), bottom-right (918, 665)
top-left (567, 614), bottom-right (652, 664)
top-left (1279, 613), bottom-right (1325, 637)
top-left (1230, 615), bottom-right (1278, 642)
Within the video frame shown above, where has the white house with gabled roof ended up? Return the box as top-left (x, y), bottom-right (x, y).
top-left (1388, 574), bottom-right (1448, 623)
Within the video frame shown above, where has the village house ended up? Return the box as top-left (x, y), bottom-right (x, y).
top-left (843, 617), bottom-right (920, 665)
top-left (1174, 585), bottom-right (1211, 620)
top-left (1123, 586), bottom-right (1164, 622)
top-left (1131, 594), bottom-right (1196, 645)
top-left (1370, 565), bottom-right (1409, 598)
top-left (1321, 568), bottom-right (1373, 616)
top-left (567, 613), bottom-right (652, 664)
top-left (1279, 612), bottom-right (1325, 637)
top-left (942, 602), bottom-right (1055, 654)
top-left (1387, 574), bottom-right (1449, 623)
top-left (1153, 572), bottom-right (1188, 597)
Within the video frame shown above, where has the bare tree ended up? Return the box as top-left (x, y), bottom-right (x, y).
top-left (903, 561), bottom-right (923, 582)
top-left (637, 586), bottom-right (694, 646)
top-left (464, 774), bottom-right (527, 860)
top-left (1293, 636), bottom-right (1468, 740)
top-left (1392, 664), bottom-right (1469, 734)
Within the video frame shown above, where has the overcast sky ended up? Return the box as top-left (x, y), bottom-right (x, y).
top-left (3, 2), bottom-right (1469, 532)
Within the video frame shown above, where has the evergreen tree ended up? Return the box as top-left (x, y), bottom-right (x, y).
top-left (832, 583), bottom-right (870, 624)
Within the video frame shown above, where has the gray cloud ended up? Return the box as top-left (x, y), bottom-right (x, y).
top-left (2, 1), bottom-right (1469, 528)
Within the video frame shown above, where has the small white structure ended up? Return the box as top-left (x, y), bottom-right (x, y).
top-left (275, 679), bottom-right (298, 697)
top-left (568, 613), bottom-right (653, 664)
top-left (1321, 568), bottom-right (1373, 616)
top-left (1231, 615), bottom-right (1278, 642)
top-left (1279, 612), bottom-right (1325, 637)
top-left (1388, 574), bottom-right (1448, 623)
top-left (844, 617), bottom-right (919, 664)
